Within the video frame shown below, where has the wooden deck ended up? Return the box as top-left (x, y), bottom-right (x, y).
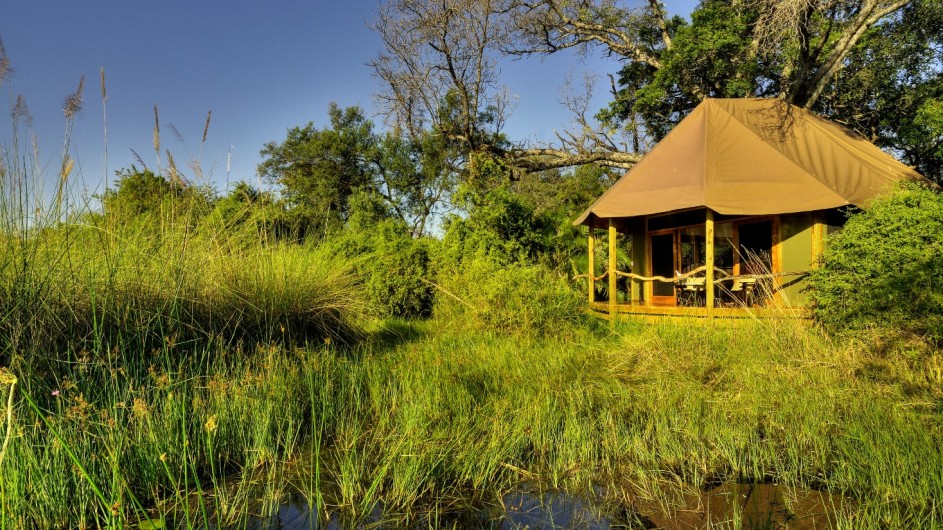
top-left (589, 302), bottom-right (808, 319)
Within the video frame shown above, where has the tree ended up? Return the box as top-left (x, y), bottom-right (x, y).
top-left (818, 0), bottom-right (943, 180)
top-left (371, 0), bottom-right (643, 173)
top-left (258, 104), bottom-right (377, 233)
top-left (372, 0), bottom-right (942, 180)
top-left (101, 166), bottom-right (210, 223)
top-left (258, 103), bottom-right (459, 237)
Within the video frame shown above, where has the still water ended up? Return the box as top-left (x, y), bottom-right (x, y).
top-left (217, 482), bottom-right (842, 529)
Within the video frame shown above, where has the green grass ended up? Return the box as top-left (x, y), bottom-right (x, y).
top-left (0, 187), bottom-right (939, 527)
top-left (1, 71), bottom-right (941, 529)
top-left (3, 290), bottom-right (943, 527)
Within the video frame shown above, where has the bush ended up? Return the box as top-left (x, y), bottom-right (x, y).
top-left (808, 183), bottom-right (943, 344)
top-left (0, 220), bottom-right (367, 370)
top-left (433, 256), bottom-right (585, 336)
top-left (364, 227), bottom-right (435, 319)
top-left (337, 216), bottom-right (435, 319)
top-left (440, 186), bottom-right (553, 266)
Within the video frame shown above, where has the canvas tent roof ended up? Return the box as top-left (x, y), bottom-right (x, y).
top-left (575, 98), bottom-right (925, 228)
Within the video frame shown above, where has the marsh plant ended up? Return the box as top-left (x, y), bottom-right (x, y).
top-left (1, 48), bottom-right (941, 529)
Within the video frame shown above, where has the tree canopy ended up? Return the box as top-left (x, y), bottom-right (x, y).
top-left (257, 103), bottom-right (460, 236)
top-left (372, 0), bottom-right (943, 182)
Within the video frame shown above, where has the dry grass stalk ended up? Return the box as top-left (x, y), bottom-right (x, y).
top-left (0, 368), bottom-right (16, 468)
top-left (101, 67), bottom-right (108, 190)
top-left (0, 35), bottom-right (12, 84)
top-left (202, 110), bottom-right (212, 145)
top-left (153, 105), bottom-right (161, 176)
top-left (12, 95), bottom-right (31, 127)
top-left (63, 76), bottom-right (85, 119)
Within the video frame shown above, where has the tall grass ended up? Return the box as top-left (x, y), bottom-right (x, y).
top-left (285, 318), bottom-right (942, 527)
top-left (0, 217), bottom-right (368, 527)
top-left (2, 213), bottom-right (941, 527)
top-left (1, 53), bottom-right (941, 528)
top-left (0, 64), bottom-right (368, 526)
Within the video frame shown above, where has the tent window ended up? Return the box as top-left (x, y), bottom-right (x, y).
top-left (715, 222), bottom-right (735, 275)
top-left (651, 233), bottom-right (676, 297)
top-left (680, 226), bottom-right (705, 273)
top-left (739, 220), bottom-right (773, 274)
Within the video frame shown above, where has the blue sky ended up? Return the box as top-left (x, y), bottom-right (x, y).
top-left (0, 0), bottom-right (698, 202)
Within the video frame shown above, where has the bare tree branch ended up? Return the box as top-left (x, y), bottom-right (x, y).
top-left (372, 0), bottom-right (646, 175)
top-left (504, 0), bottom-right (666, 67)
top-left (503, 146), bottom-right (642, 172)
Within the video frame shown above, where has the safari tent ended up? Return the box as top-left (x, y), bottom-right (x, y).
top-left (575, 98), bottom-right (925, 318)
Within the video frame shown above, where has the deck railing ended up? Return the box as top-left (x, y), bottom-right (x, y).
top-left (574, 267), bottom-right (809, 316)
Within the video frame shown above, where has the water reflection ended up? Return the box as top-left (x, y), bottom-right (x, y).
top-left (213, 487), bottom-right (624, 529)
top-left (192, 482), bottom-right (843, 529)
top-left (500, 488), bottom-right (620, 529)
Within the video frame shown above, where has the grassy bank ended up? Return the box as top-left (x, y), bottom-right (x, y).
top-left (2, 300), bottom-right (942, 527)
top-left (0, 155), bottom-right (939, 527)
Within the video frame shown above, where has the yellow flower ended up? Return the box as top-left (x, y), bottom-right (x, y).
top-left (131, 397), bottom-right (150, 419)
top-left (0, 367), bottom-right (17, 385)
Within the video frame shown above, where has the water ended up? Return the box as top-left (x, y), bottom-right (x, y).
top-left (191, 486), bottom-right (629, 529)
top-left (177, 482), bottom-right (844, 529)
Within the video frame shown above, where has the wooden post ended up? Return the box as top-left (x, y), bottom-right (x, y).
top-left (705, 209), bottom-right (715, 320)
top-left (772, 215), bottom-right (783, 306)
top-left (812, 212), bottom-right (825, 267)
top-left (588, 228), bottom-right (595, 304)
top-left (608, 219), bottom-right (618, 320)
top-left (631, 218), bottom-right (645, 305)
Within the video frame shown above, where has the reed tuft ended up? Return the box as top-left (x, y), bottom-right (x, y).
top-left (62, 75), bottom-right (84, 119)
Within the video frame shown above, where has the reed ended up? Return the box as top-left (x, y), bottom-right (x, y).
top-left (1, 54), bottom-right (939, 529)
top-left (2, 256), bottom-right (942, 527)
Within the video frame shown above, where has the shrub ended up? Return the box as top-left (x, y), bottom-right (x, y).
top-left (337, 217), bottom-right (435, 319)
top-left (440, 186), bottom-right (553, 266)
top-left (808, 183), bottom-right (943, 344)
top-left (365, 227), bottom-right (435, 319)
top-left (433, 256), bottom-right (585, 336)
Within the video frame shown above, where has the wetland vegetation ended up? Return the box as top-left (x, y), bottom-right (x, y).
top-left (3, 1), bottom-right (943, 524)
top-left (1, 191), bottom-right (942, 528)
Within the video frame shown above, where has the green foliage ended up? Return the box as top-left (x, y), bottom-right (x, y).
top-left (0, 216), bottom-right (367, 370)
top-left (808, 183), bottom-right (943, 344)
top-left (258, 104), bottom-right (459, 237)
top-left (510, 164), bottom-right (617, 269)
top-left (337, 218), bottom-right (435, 319)
top-left (203, 181), bottom-right (318, 243)
top-left (258, 104), bottom-right (377, 233)
top-left (619, 2), bottom-right (757, 138)
top-left (334, 203), bottom-right (435, 319)
top-left (822, 0), bottom-right (943, 182)
top-left (433, 256), bottom-right (585, 336)
top-left (101, 167), bottom-right (211, 224)
top-left (441, 186), bottom-right (553, 266)
top-left (366, 230), bottom-right (434, 319)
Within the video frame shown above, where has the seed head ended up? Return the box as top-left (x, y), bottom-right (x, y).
top-left (63, 76), bottom-right (85, 119)
top-left (0, 36), bottom-right (12, 85)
